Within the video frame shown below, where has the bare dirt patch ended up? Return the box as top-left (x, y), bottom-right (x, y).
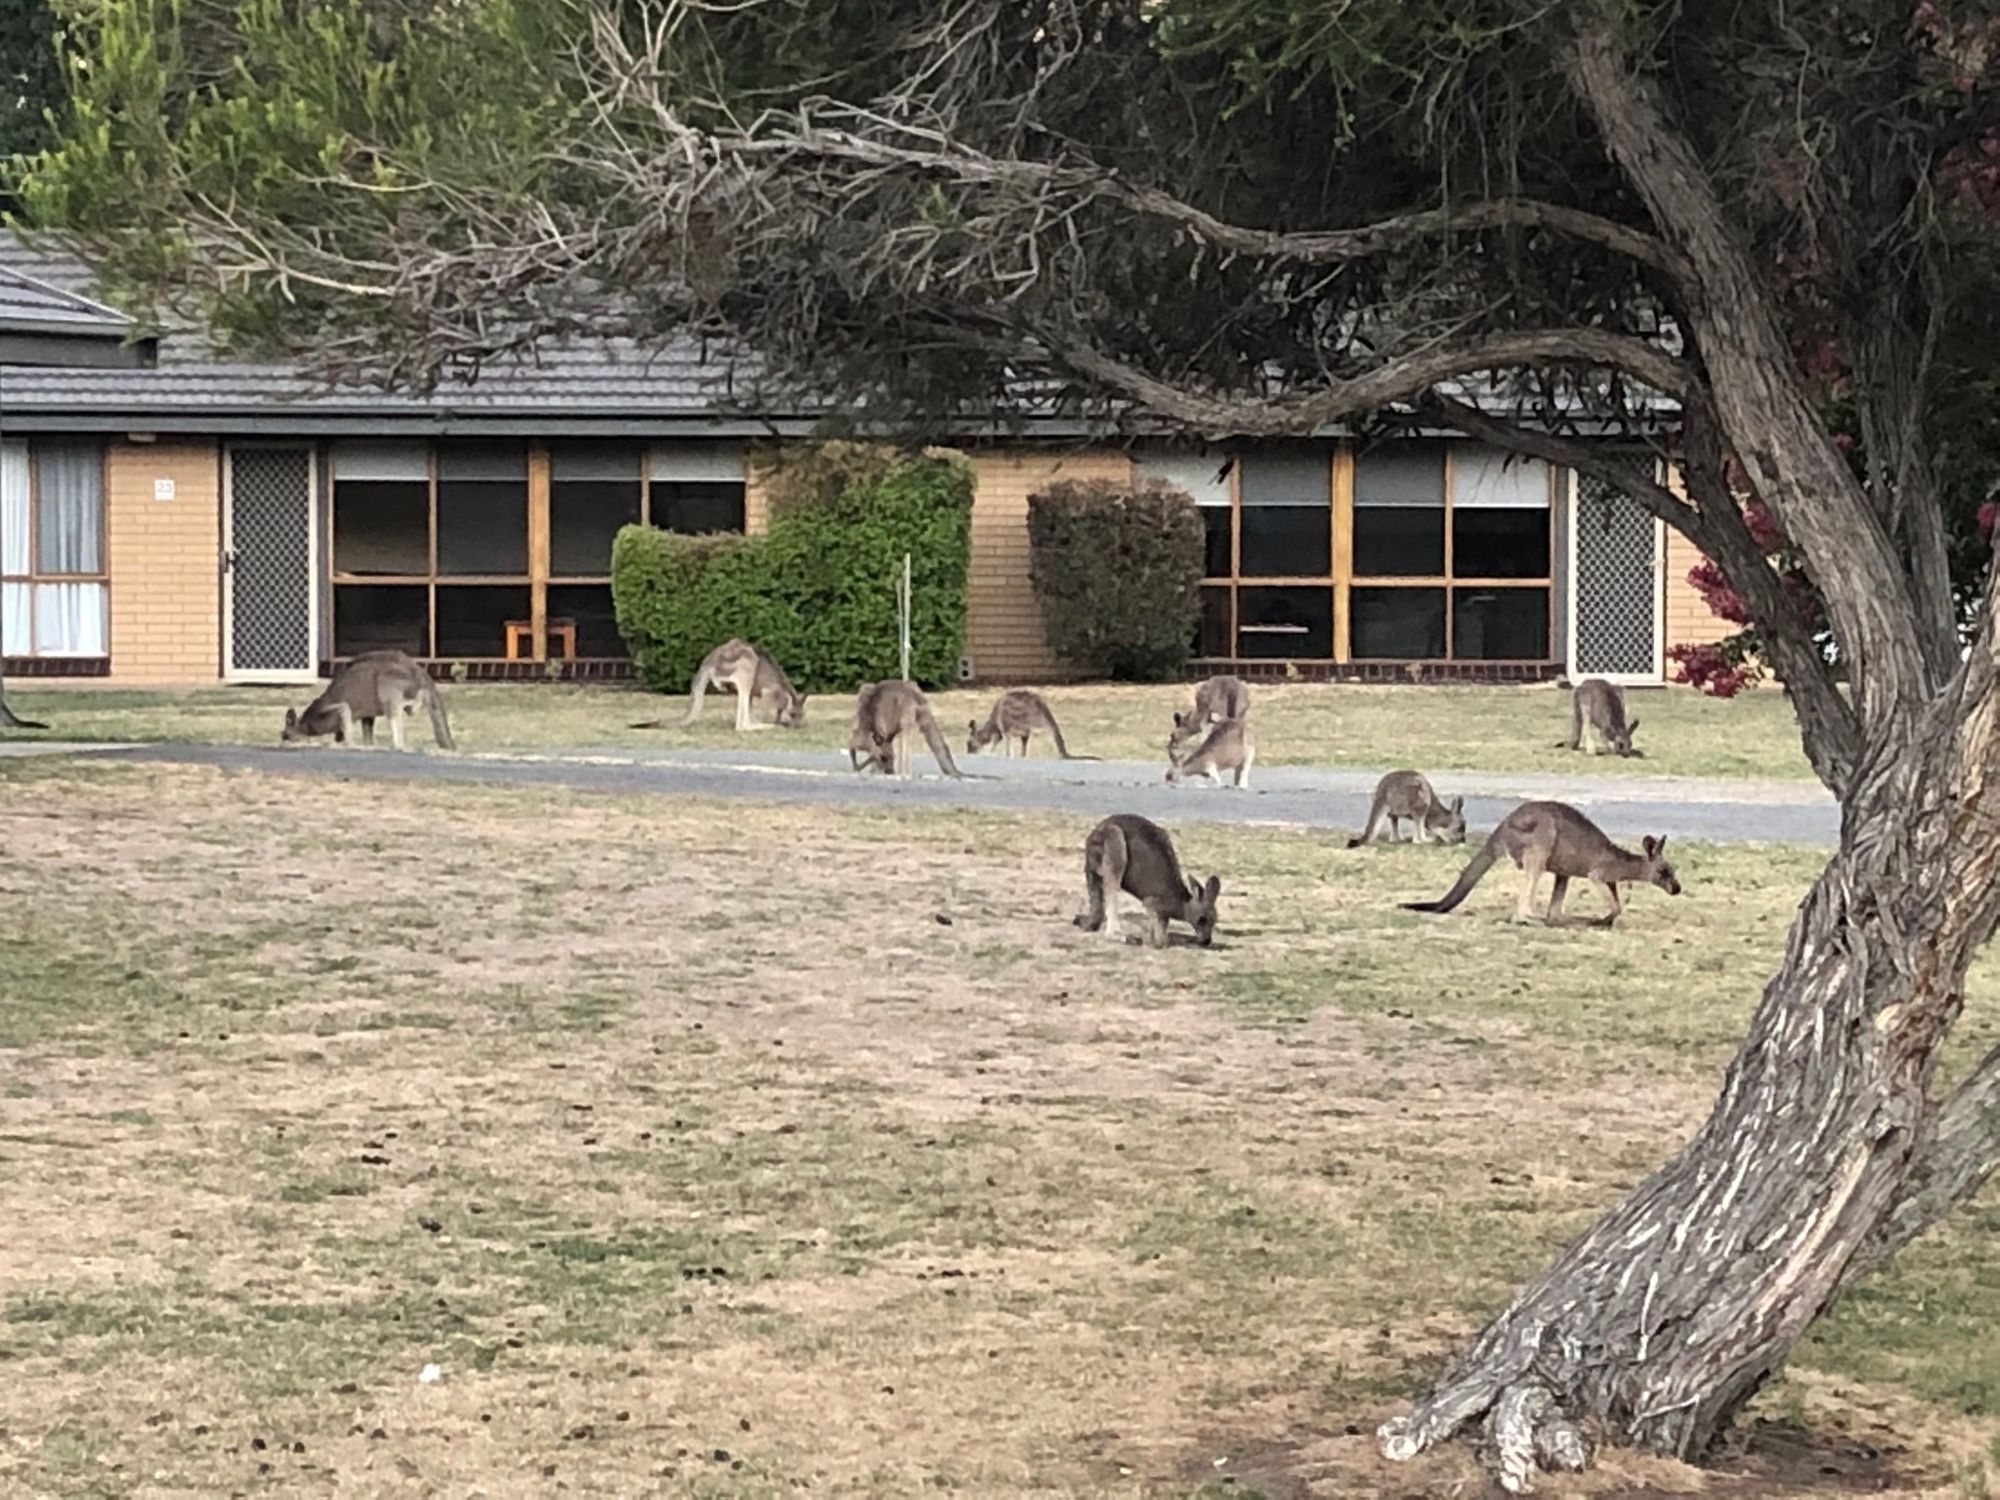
top-left (0, 760), bottom-right (1991, 1497)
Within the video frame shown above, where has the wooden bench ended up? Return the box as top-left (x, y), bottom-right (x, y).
top-left (503, 618), bottom-right (578, 661)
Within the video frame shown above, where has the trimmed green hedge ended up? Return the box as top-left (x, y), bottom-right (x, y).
top-left (1027, 477), bottom-right (1204, 680)
top-left (611, 448), bottom-right (973, 694)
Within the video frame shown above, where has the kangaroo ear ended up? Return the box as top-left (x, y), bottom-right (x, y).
top-left (1173, 710), bottom-right (1186, 727)
top-left (1642, 835), bottom-right (1660, 857)
top-left (284, 708), bottom-right (298, 728)
top-left (968, 720), bottom-right (978, 733)
top-left (1203, 874), bottom-right (1222, 902)
top-left (1627, 717), bottom-right (1641, 735)
top-left (1449, 796), bottom-right (1464, 814)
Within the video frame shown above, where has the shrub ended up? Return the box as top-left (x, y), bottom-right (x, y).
top-left (1027, 477), bottom-right (1204, 680)
top-left (611, 446), bottom-right (973, 694)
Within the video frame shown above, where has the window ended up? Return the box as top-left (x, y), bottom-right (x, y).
top-left (330, 440), bottom-right (530, 659)
top-left (550, 442), bottom-right (641, 577)
top-left (1137, 449), bottom-right (1234, 578)
top-left (1349, 444), bottom-right (1553, 662)
top-left (1238, 447), bottom-right (1331, 578)
top-left (1, 438), bottom-right (108, 658)
top-left (650, 444), bottom-right (747, 535)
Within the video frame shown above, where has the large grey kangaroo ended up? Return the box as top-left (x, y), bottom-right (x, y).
top-left (1560, 678), bottom-right (1641, 757)
top-left (1166, 717), bottom-right (1254, 788)
top-left (848, 680), bottom-right (963, 778)
top-left (1348, 771), bottom-right (1467, 847)
top-left (1073, 814), bottom-right (1222, 948)
top-left (966, 689), bottom-right (1092, 759)
top-left (656, 638), bottom-right (805, 731)
top-left (282, 650), bottom-right (455, 751)
top-left (1401, 800), bottom-right (1680, 926)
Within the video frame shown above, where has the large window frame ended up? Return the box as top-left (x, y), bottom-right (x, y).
top-left (328, 440), bottom-right (746, 662)
top-left (0, 437), bottom-right (110, 661)
top-left (1178, 440), bottom-right (1557, 665)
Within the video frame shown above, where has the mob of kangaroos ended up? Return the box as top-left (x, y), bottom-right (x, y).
top-left (281, 649), bottom-right (455, 751)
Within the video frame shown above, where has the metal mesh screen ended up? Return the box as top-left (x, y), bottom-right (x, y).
top-left (229, 447), bottom-right (314, 673)
top-left (1572, 474), bottom-right (1659, 678)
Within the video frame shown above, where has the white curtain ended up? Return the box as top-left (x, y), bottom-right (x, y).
top-left (31, 581), bottom-right (108, 656)
top-left (1, 582), bottom-right (28, 655)
top-left (34, 440), bottom-right (105, 574)
top-left (1, 440), bottom-right (28, 576)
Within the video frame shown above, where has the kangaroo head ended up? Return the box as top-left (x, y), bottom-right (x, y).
top-left (1167, 713), bottom-right (1205, 762)
top-left (1183, 874), bottom-right (1222, 946)
top-left (281, 706), bottom-right (306, 743)
top-left (1610, 716), bottom-right (1640, 757)
top-left (777, 695), bottom-right (806, 728)
top-left (1640, 834), bottom-right (1681, 895)
top-left (1435, 794), bottom-right (1468, 844)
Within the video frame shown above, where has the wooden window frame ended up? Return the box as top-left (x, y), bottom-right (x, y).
top-left (1, 438), bottom-right (110, 659)
top-left (328, 441), bottom-right (534, 661)
top-left (330, 440), bottom-right (748, 662)
top-left (1194, 441), bottom-right (1558, 665)
top-left (1343, 444), bottom-right (1556, 665)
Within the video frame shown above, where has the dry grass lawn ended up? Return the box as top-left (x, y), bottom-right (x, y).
top-left (0, 758), bottom-right (1991, 1499)
top-left (7, 677), bottom-right (1814, 780)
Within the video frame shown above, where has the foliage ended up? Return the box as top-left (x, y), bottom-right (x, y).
top-left (0, 0), bottom-right (60, 209)
top-left (1026, 478), bottom-right (1204, 680)
top-left (752, 440), bottom-right (910, 523)
top-left (610, 447), bottom-right (971, 695)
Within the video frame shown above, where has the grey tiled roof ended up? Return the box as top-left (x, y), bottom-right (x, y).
top-left (0, 238), bottom-right (807, 433)
top-left (0, 262), bottom-right (134, 335)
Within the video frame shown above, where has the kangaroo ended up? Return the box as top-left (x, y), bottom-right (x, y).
top-left (1167, 716), bottom-right (1254, 788)
top-left (1402, 800), bottom-right (1681, 927)
top-left (1348, 771), bottom-right (1467, 847)
top-left (1192, 673), bottom-right (1251, 724)
top-left (646, 638), bottom-right (805, 731)
top-left (966, 689), bottom-right (1093, 759)
top-left (1560, 678), bottom-right (1641, 758)
top-left (848, 680), bottom-right (963, 779)
top-left (1073, 813), bottom-right (1222, 948)
top-left (282, 650), bottom-right (455, 751)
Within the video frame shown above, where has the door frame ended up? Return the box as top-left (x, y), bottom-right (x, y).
top-left (1564, 467), bottom-right (1666, 685)
top-left (222, 441), bottom-right (322, 683)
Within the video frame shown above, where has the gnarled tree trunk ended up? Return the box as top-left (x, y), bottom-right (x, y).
top-left (1380, 684), bottom-right (2000, 1488)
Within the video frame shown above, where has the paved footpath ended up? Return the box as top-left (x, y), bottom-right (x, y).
top-left (68, 741), bottom-right (1840, 845)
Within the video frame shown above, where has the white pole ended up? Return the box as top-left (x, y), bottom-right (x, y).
top-left (898, 552), bottom-right (913, 681)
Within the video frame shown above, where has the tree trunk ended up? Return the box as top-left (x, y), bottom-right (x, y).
top-left (1380, 689), bottom-right (2000, 1489)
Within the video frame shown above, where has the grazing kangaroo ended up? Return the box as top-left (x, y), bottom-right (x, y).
top-left (1191, 673), bottom-right (1251, 724)
top-left (1167, 717), bottom-right (1254, 788)
top-left (1402, 800), bottom-right (1681, 927)
top-left (848, 680), bottom-right (963, 779)
top-left (1073, 813), bottom-right (1222, 948)
top-left (966, 689), bottom-right (1092, 759)
top-left (282, 650), bottom-right (455, 751)
top-left (1348, 771), bottom-right (1467, 847)
top-left (1560, 678), bottom-right (1640, 758)
top-left (651, 638), bottom-right (805, 731)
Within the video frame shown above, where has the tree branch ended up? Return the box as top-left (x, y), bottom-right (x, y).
top-left (1860, 1039), bottom-right (2000, 1273)
top-left (1037, 327), bottom-right (1689, 439)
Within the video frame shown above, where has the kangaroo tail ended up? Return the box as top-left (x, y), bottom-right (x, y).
top-left (918, 707), bottom-right (963, 778)
top-left (1046, 714), bottom-right (1099, 760)
top-left (425, 681), bottom-right (457, 750)
top-left (682, 653), bottom-right (717, 725)
top-left (1401, 833), bottom-right (1503, 914)
top-left (1347, 789), bottom-right (1389, 849)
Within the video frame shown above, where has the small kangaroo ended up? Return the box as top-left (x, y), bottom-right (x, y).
top-left (1073, 813), bottom-right (1222, 948)
top-left (966, 689), bottom-right (1092, 759)
top-left (645, 638), bottom-right (804, 731)
top-left (282, 650), bottom-right (455, 751)
top-left (1167, 717), bottom-right (1254, 788)
top-left (1402, 800), bottom-right (1681, 927)
top-left (1560, 678), bottom-right (1640, 758)
top-left (1348, 771), bottom-right (1467, 847)
top-left (848, 680), bottom-right (963, 779)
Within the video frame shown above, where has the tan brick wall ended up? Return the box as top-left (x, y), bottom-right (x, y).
top-left (964, 447), bottom-right (1133, 682)
top-left (743, 454), bottom-right (772, 535)
top-left (1661, 526), bottom-right (1725, 650)
top-left (106, 440), bottom-right (221, 682)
